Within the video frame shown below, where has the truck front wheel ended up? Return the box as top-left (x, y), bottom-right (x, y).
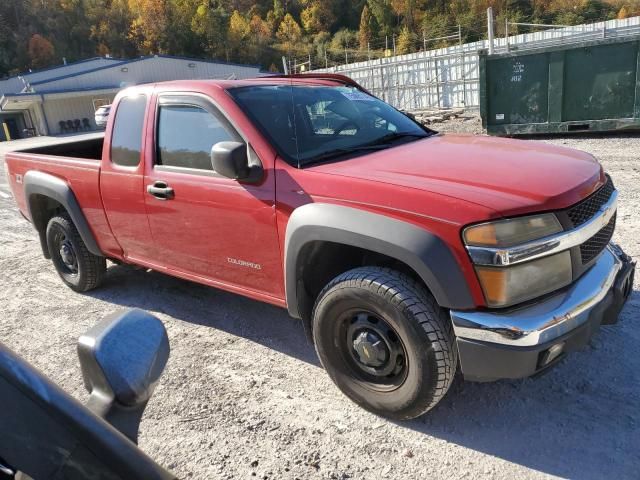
top-left (46, 214), bottom-right (106, 292)
top-left (312, 267), bottom-right (457, 419)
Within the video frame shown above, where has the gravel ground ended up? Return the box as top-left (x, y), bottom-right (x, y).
top-left (0, 129), bottom-right (638, 480)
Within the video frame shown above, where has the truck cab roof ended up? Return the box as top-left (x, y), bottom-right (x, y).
top-left (146, 73), bottom-right (366, 93)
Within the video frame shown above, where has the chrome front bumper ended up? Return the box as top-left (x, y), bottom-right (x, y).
top-left (451, 244), bottom-right (633, 348)
top-left (451, 243), bottom-right (634, 381)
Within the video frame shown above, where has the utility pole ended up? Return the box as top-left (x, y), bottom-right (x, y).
top-left (487, 7), bottom-right (495, 54)
top-left (392, 35), bottom-right (396, 55)
top-left (367, 42), bottom-right (371, 61)
top-left (324, 47), bottom-right (328, 69)
top-left (344, 46), bottom-right (348, 65)
top-left (423, 29), bottom-right (426, 51)
top-left (458, 25), bottom-right (462, 45)
top-left (505, 17), bottom-right (510, 52)
top-left (282, 56), bottom-right (288, 75)
top-left (308, 53), bottom-right (312, 71)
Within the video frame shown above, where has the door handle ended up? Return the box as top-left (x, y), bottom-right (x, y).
top-left (147, 181), bottom-right (175, 200)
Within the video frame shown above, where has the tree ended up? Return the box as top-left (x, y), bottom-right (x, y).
top-left (553, 10), bottom-right (584, 26)
top-left (87, 0), bottom-right (136, 58)
top-left (191, 2), bottom-right (229, 59)
top-left (128, 0), bottom-right (171, 54)
top-left (276, 13), bottom-right (302, 53)
top-left (367, 0), bottom-right (394, 37)
top-left (266, 0), bottom-right (285, 33)
top-left (358, 4), bottom-right (373, 50)
top-left (249, 13), bottom-right (272, 48)
top-left (617, 6), bottom-right (629, 19)
top-left (166, 0), bottom-right (206, 57)
top-left (28, 34), bottom-right (55, 69)
top-left (58, 0), bottom-right (95, 60)
top-left (300, 1), bottom-right (336, 34)
top-left (228, 10), bottom-right (250, 57)
top-left (391, 0), bottom-right (416, 29)
top-left (0, 0), bottom-right (636, 78)
top-left (396, 25), bottom-right (416, 54)
top-left (312, 30), bottom-right (330, 65)
top-left (329, 28), bottom-right (357, 54)
top-left (421, 13), bottom-right (450, 46)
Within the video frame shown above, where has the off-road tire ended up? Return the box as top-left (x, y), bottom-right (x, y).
top-left (46, 213), bottom-right (106, 292)
top-left (312, 267), bottom-right (457, 419)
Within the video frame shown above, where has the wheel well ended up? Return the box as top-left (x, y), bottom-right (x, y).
top-left (29, 194), bottom-right (66, 258)
top-left (296, 241), bottom-right (426, 323)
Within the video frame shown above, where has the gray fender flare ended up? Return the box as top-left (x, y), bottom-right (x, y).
top-left (24, 170), bottom-right (103, 257)
top-left (284, 203), bottom-right (474, 321)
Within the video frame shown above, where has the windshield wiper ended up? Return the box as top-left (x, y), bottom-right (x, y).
top-left (302, 132), bottom-right (431, 167)
top-left (365, 131), bottom-right (431, 146)
top-left (301, 144), bottom-right (391, 166)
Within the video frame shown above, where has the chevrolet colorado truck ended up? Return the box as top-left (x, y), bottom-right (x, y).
top-left (4, 74), bottom-right (635, 419)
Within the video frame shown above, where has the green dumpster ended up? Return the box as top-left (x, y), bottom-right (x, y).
top-left (480, 36), bottom-right (640, 135)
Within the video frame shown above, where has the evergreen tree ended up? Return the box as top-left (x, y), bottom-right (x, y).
top-left (358, 5), bottom-right (374, 50)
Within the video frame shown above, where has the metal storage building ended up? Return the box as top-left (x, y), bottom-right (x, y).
top-left (0, 55), bottom-right (263, 140)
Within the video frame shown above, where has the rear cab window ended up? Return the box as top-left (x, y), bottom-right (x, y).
top-left (110, 95), bottom-right (147, 167)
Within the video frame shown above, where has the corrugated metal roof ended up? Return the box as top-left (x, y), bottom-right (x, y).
top-left (27, 56), bottom-right (262, 93)
top-left (22, 56), bottom-right (261, 92)
top-left (1, 55), bottom-right (264, 97)
top-left (0, 57), bottom-right (123, 95)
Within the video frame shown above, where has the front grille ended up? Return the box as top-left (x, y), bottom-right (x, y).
top-left (580, 213), bottom-right (616, 264)
top-left (567, 175), bottom-right (615, 227)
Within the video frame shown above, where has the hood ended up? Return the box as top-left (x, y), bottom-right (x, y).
top-left (308, 134), bottom-right (604, 217)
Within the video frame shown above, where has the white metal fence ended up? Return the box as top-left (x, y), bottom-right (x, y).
top-left (315, 16), bottom-right (640, 111)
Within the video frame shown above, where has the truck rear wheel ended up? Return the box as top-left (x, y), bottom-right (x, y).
top-left (312, 267), bottom-right (457, 419)
top-left (46, 214), bottom-right (105, 292)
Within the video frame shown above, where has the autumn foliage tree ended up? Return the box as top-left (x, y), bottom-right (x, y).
top-left (276, 13), bottom-right (303, 54)
top-left (128, 0), bottom-right (171, 54)
top-left (27, 34), bottom-right (55, 69)
top-left (358, 4), bottom-right (374, 50)
top-left (0, 0), bottom-right (636, 78)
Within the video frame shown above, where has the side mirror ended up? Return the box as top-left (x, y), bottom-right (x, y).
top-left (77, 309), bottom-right (169, 443)
top-left (211, 141), bottom-right (262, 182)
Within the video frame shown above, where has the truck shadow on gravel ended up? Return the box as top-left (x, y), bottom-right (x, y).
top-left (91, 265), bottom-right (638, 480)
top-left (89, 264), bottom-right (320, 366)
top-left (403, 289), bottom-right (640, 480)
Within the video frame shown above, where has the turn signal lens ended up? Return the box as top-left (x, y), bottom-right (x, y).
top-left (475, 251), bottom-right (572, 307)
top-left (464, 214), bottom-right (562, 248)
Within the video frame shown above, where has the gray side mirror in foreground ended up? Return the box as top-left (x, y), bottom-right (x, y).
top-left (211, 141), bottom-right (263, 182)
top-left (77, 309), bottom-right (170, 443)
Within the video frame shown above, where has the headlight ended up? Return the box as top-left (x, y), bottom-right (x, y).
top-left (464, 213), bottom-right (562, 247)
top-left (464, 214), bottom-right (571, 308)
top-left (474, 251), bottom-right (572, 307)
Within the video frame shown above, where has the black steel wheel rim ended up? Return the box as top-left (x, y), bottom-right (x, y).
top-left (336, 309), bottom-right (408, 392)
top-left (52, 229), bottom-right (78, 276)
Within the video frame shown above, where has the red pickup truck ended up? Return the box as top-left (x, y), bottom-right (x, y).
top-left (5, 74), bottom-right (635, 419)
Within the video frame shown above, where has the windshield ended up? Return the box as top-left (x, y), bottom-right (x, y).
top-left (229, 85), bottom-right (432, 167)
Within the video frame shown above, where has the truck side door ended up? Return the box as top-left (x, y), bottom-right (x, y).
top-left (100, 93), bottom-right (156, 262)
top-left (142, 93), bottom-right (282, 298)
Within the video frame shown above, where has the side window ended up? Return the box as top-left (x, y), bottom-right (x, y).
top-left (157, 104), bottom-right (234, 171)
top-left (110, 95), bottom-right (147, 167)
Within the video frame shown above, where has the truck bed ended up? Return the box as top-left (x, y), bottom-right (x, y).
top-left (16, 136), bottom-right (104, 161)
top-left (4, 134), bottom-right (120, 256)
